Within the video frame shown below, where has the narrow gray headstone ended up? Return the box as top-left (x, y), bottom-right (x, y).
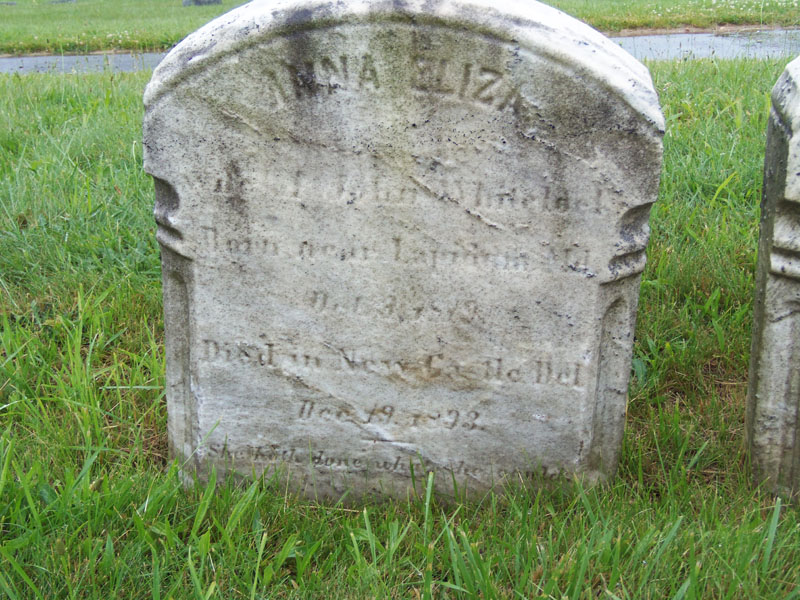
top-left (144, 0), bottom-right (663, 499)
top-left (748, 55), bottom-right (800, 499)
top-left (183, 0), bottom-right (221, 5)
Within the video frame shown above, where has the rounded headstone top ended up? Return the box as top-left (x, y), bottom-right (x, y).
top-left (145, 0), bottom-right (664, 130)
top-left (772, 55), bottom-right (800, 202)
top-left (773, 55), bottom-right (800, 131)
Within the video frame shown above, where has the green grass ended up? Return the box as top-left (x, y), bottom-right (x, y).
top-left (2, 60), bottom-right (800, 597)
top-left (0, 0), bottom-right (246, 55)
top-left (1, 0), bottom-right (800, 55)
top-left (550, 0), bottom-right (800, 32)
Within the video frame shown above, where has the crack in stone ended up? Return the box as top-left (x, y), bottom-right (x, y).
top-left (408, 174), bottom-right (506, 230)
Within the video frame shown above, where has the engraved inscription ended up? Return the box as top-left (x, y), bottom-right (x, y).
top-left (306, 290), bottom-right (479, 323)
top-left (297, 399), bottom-right (488, 431)
top-left (205, 442), bottom-right (564, 481)
top-left (197, 227), bottom-right (592, 274)
top-left (411, 56), bottom-right (523, 111)
top-left (282, 53), bottom-right (380, 97)
top-left (286, 168), bottom-right (578, 214)
top-left (206, 443), bottom-right (484, 477)
top-left (261, 50), bottom-right (523, 112)
top-left (201, 338), bottom-right (586, 388)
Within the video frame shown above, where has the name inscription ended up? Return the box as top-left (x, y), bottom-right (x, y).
top-left (285, 169), bottom-right (575, 214)
top-left (259, 50), bottom-right (523, 113)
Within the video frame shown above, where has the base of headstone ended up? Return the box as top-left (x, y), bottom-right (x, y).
top-left (183, 0), bottom-right (221, 5)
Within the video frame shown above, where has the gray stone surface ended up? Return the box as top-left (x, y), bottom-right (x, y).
top-left (748, 55), bottom-right (800, 500)
top-left (143, 0), bottom-right (664, 499)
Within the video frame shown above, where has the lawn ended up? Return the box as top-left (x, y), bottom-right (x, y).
top-left (1, 57), bottom-right (800, 597)
top-left (553, 0), bottom-right (800, 32)
top-left (0, 0), bottom-right (799, 55)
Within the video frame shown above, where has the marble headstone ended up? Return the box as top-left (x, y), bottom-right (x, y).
top-left (143, 0), bottom-right (663, 499)
top-left (748, 55), bottom-right (800, 499)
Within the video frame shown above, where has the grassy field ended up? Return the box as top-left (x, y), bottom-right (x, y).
top-left (553, 0), bottom-right (800, 32)
top-left (2, 58), bottom-right (800, 597)
top-left (1, 0), bottom-right (800, 55)
top-left (0, 0), bottom-right (244, 55)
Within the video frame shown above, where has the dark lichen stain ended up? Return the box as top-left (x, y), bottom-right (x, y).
top-left (285, 7), bottom-right (316, 27)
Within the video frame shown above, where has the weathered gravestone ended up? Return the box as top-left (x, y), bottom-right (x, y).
top-left (143, 0), bottom-right (663, 499)
top-left (748, 55), bottom-right (800, 499)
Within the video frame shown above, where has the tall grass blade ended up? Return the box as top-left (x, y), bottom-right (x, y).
top-left (0, 546), bottom-right (43, 600)
top-left (191, 467), bottom-right (217, 538)
top-left (761, 498), bottom-right (781, 575)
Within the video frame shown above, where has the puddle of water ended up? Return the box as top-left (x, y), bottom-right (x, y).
top-left (1, 29), bottom-right (799, 74)
top-left (612, 29), bottom-right (800, 60)
top-left (0, 52), bottom-right (165, 74)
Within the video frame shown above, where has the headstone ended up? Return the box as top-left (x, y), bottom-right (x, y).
top-left (143, 0), bottom-right (663, 499)
top-left (747, 55), bottom-right (800, 499)
top-left (183, 0), bottom-right (221, 5)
